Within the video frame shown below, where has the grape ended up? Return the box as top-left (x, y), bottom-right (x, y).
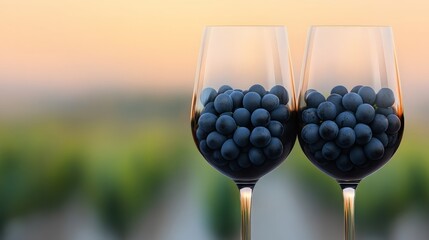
top-left (263, 137), bottom-right (284, 159)
top-left (206, 131), bottom-right (227, 150)
top-left (261, 93), bottom-right (280, 111)
top-left (349, 146), bottom-right (368, 166)
top-left (342, 92), bottom-right (363, 111)
top-left (233, 108), bottom-right (251, 127)
top-left (200, 87), bottom-right (217, 106)
top-left (336, 111), bottom-right (357, 128)
top-left (374, 133), bottom-right (388, 147)
top-left (214, 93), bottom-right (233, 113)
top-left (336, 127), bottom-right (356, 148)
top-left (218, 85), bottom-right (233, 93)
top-left (216, 115), bottom-right (237, 135)
top-left (229, 161), bottom-right (241, 171)
top-left (336, 154), bottom-right (353, 172)
top-left (364, 138), bottom-right (385, 160)
top-left (319, 120), bottom-right (339, 140)
top-left (243, 92), bottom-right (261, 112)
top-left (250, 127), bottom-right (271, 147)
top-left (220, 112), bottom-right (233, 117)
top-left (306, 91), bottom-right (326, 108)
top-left (302, 108), bottom-right (320, 124)
top-left (387, 133), bottom-right (398, 147)
top-left (201, 102), bottom-right (217, 115)
top-left (358, 86), bottom-right (376, 105)
top-left (309, 139), bottom-right (326, 152)
top-left (199, 140), bottom-right (211, 156)
top-left (354, 123), bottom-right (372, 145)
top-left (224, 90), bottom-right (233, 95)
top-left (375, 88), bottom-right (395, 108)
top-left (317, 101), bottom-right (337, 120)
top-left (351, 85), bottom-right (363, 93)
top-left (221, 139), bottom-right (240, 160)
top-left (267, 120), bottom-right (284, 137)
top-left (233, 127), bottom-right (251, 147)
top-left (212, 151), bottom-right (228, 166)
top-left (230, 90), bottom-right (244, 109)
top-left (355, 103), bottom-right (375, 124)
top-left (251, 108), bottom-right (271, 126)
top-left (270, 85), bottom-right (289, 104)
top-left (331, 85), bottom-right (348, 96)
top-left (327, 93), bottom-right (344, 113)
top-left (237, 152), bottom-right (251, 168)
top-left (249, 84), bottom-right (266, 96)
top-left (301, 123), bottom-right (320, 144)
top-left (322, 141), bottom-right (341, 160)
top-left (314, 151), bottom-right (325, 164)
top-left (386, 114), bottom-right (401, 134)
top-left (270, 105), bottom-right (290, 122)
top-left (198, 113), bottom-right (217, 132)
top-left (248, 147), bottom-right (266, 166)
top-left (370, 114), bottom-right (388, 134)
top-left (376, 107), bottom-right (395, 116)
top-left (196, 128), bottom-right (208, 141)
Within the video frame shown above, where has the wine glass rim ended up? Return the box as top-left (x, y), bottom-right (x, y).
top-left (310, 25), bottom-right (392, 28)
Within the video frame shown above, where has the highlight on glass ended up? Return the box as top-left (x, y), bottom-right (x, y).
top-left (297, 26), bottom-right (404, 240)
top-left (190, 26), bottom-right (297, 240)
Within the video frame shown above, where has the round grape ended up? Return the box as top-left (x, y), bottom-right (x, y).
top-left (237, 152), bottom-right (251, 168)
top-left (317, 101), bottom-right (337, 120)
top-left (376, 107), bottom-right (395, 116)
top-left (301, 123), bottom-right (320, 144)
top-left (349, 146), bottom-right (368, 166)
top-left (322, 141), bottom-right (341, 160)
top-left (370, 114), bottom-right (388, 134)
top-left (387, 133), bottom-right (398, 147)
top-left (263, 137), bottom-right (284, 159)
top-left (342, 92), bottom-right (363, 111)
top-left (375, 88), bottom-right (395, 108)
top-left (243, 92), bottom-right (261, 112)
top-left (327, 93), bottom-right (344, 113)
top-left (251, 108), bottom-right (271, 126)
top-left (336, 154), bottom-right (353, 172)
top-left (199, 140), bottom-right (211, 156)
top-left (364, 138), bottom-right (385, 160)
top-left (233, 127), bottom-right (251, 147)
top-left (216, 115), bottom-right (237, 135)
top-left (351, 85), bottom-right (363, 93)
top-left (229, 161), bottom-right (241, 171)
top-left (206, 131), bottom-right (227, 150)
top-left (358, 86), bottom-right (376, 105)
top-left (319, 120), bottom-right (339, 140)
top-left (200, 87), bottom-right (217, 106)
top-left (270, 85), bottom-right (289, 104)
top-left (230, 90), bottom-right (244, 109)
top-left (201, 102), bottom-right (217, 115)
top-left (218, 85), bottom-right (233, 93)
top-left (249, 84), bottom-right (266, 96)
top-left (212, 151), bottom-right (228, 166)
top-left (309, 139), bottom-right (326, 152)
top-left (233, 108), bottom-right (251, 127)
top-left (198, 113), bottom-right (217, 132)
top-left (221, 139), bottom-right (240, 160)
top-left (306, 91), bottom-right (326, 108)
top-left (261, 93), bottom-right (280, 111)
top-left (304, 89), bottom-right (316, 100)
top-left (386, 114), bottom-right (401, 134)
top-left (354, 123), bottom-right (372, 145)
top-left (355, 103), bottom-right (375, 124)
top-left (336, 111), bottom-right (357, 128)
top-left (196, 128), bottom-right (208, 141)
top-left (248, 148), bottom-right (266, 166)
top-left (302, 108), bottom-right (320, 124)
top-left (331, 85), bottom-right (348, 96)
top-left (250, 127), bottom-right (271, 147)
top-left (214, 93), bottom-right (233, 113)
top-left (270, 105), bottom-right (290, 122)
top-left (374, 133), bottom-right (388, 147)
top-left (267, 120), bottom-right (284, 137)
top-left (336, 127), bottom-right (356, 148)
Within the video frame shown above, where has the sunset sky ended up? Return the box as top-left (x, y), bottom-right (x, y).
top-left (0, 0), bottom-right (428, 100)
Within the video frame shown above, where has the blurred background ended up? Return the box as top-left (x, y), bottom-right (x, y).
top-left (0, 0), bottom-right (428, 239)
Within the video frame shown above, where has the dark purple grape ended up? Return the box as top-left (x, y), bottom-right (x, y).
top-left (212, 151), bottom-right (228, 166)
top-left (201, 102), bottom-right (217, 115)
top-left (196, 128), bottom-right (208, 141)
top-left (216, 115), bottom-right (237, 135)
top-left (250, 127), bottom-right (271, 147)
top-left (218, 85), bottom-right (233, 93)
top-left (233, 108), bottom-right (251, 127)
top-left (233, 127), bottom-right (251, 147)
top-left (229, 161), bottom-right (241, 171)
top-left (331, 85), bottom-right (348, 96)
top-left (249, 84), bottom-right (266, 96)
top-left (319, 120), bottom-right (339, 140)
top-left (198, 113), bottom-right (217, 132)
top-left (248, 148), bottom-right (266, 166)
top-left (375, 88), bottom-right (395, 108)
top-left (336, 154), bottom-right (353, 172)
top-left (302, 108), bottom-right (320, 124)
top-left (263, 137), bottom-right (283, 159)
top-left (221, 139), bottom-right (240, 160)
top-left (317, 101), bottom-right (337, 120)
top-left (200, 87), bottom-right (218, 105)
top-left (376, 107), bottom-right (395, 116)
top-left (230, 90), bottom-right (244, 109)
top-left (370, 114), bottom-right (388, 134)
top-left (322, 141), bottom-right (341, 160)
top-left (267, 120), bottom-right (284, 137)
top-left (261, 93), bottom-right (280, 111)
top-left (251, 108), bottom-right (271, 126)
top-left (301, 123), bottom-right (320, 144)
top-left (354, 123), bottom-right (372, 145)
top-left (243, 92), bottom-right (261, 112)
top-left (355, 103), bottom-right (375, 124)
top-left (270, 85), bottom-right (289, 104)
top-left (309, 139), bottom-right (326, 152)
top-left (387, 133), bottom-right (398, 147)
top-left (206, 131), bottom-right (227, 150)
top-left (349, 146), bottom-right (368, 166)
top-left (351, 85), bottom-right (363, 93)
top-left (224, 90), bottom-right (233, 95)
top-left (358, 86), bottom-right (376, 105)
top-left (386, 114), bottom-right (401, 134)
top-left (364, 138), bottom-right (385, 160)
top-left (336, 127), bottom-right (356, 148)
top-left (342, 92), bottom-right (363, 111)
top-left (336, 111), bottom-right (357, 128)
top-left (214, 93), bottom-right (233, 113)
top-left (270, 105), bottom-right (290, 122)
top-left (237, 152), bottom-right (251, 168)
top-left (199, 140), bottom-right (211, 156)
top-left (327, 93), bottom-right (344, 113)
top-left (374, 133), bottom-right (388, 147)
top-left (306, 91), bottom-right (325, 108)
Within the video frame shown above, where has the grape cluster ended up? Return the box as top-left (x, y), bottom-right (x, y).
top-left (196, 84), bottom-right (291, 171)
top-left (300, 85), bottom-right (401, 172)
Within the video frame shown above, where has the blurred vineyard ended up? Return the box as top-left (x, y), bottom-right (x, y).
top-left (0, 93), bottom-right (427, 239)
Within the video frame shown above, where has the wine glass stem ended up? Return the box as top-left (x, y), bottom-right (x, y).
top-left (240, 187), bottom-right (253, 240)
top-left (343, 187), bottom-right (356, 240)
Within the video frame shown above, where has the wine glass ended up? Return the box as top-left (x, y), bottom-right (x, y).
top-left (298, 26), bottom-right (404, 239)
top-left (190, 26), bottom-right (297, 239)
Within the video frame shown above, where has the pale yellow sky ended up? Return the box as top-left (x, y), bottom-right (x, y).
top-left (0, 0), bottom-right (428, 95)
